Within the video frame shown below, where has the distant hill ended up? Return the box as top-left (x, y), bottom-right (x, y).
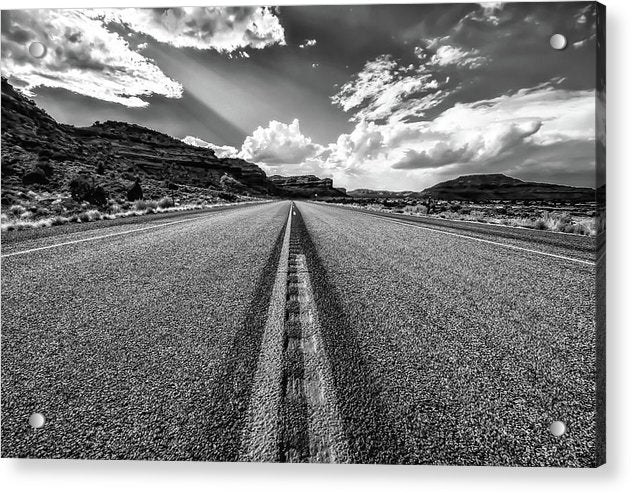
top-left (349, 174), bottom-right (595, 202)
top-left (347, 189), bottom-right (425, 200)
top-left (269, 175), bottom-right (347, 198)
top-left (421, 174), bottom-right (595, 202)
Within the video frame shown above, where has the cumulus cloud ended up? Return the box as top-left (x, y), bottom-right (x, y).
top-left (96, 7), bottom-right (285, 52)
top-left (319, 83), bottom-right (594, 189)
top-left (240, 119), bottom-right (323, 164)
top-left (460, 2), bottom-right (506, 26)
top-left (391, 120), bottom-right (542, 169)
top-left (298, 39), bottom-right (317, 49)
top-left (197, 83), bottom-right (593, 191)
top-left (182, 136), bottom-right (239, 159)
top-left (1, 9), bottom-right (182, 107)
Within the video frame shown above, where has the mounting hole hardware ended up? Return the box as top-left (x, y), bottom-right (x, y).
top-left (549, 34), bottom-right (567, 50)
top-left (549, 420), bottom-right (566, 437)
top-left (28, 42), bottom-right (47, 58)
top-left (29, 412), bottom-right (46, 429)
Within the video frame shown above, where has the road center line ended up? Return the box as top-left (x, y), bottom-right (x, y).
top-left (292, 254), bottom-right (350, 463)
top-left (358, 212), bottom-right (595, 266)
top-left (241, 203), bottom-right (293, 462)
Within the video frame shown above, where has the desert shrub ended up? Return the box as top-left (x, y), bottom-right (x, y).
top-left (127, 178), bottom-right (143, 201)
top-left (158, 196), bottom-right (174, 208)
top-left (86, 210), bottom-right (102, 221)
top-left (50, 216), bottom-right (69, 226)
top-left (37, 160), bottom-right (54, 176)
top-left (470, 211), bottom-right (486, 222)
top-left (9, 204), bottom-right (26, 216)
top-left (70, 176), bottom-right (91, 199)
top-left (22, 167), bottom-right (48, 185)
top-left (78, 211), bottom-right (91, 222)
top-left (165, 180), bottom-right (178, 190)
top-left (404, 205), bottom-right (425, 214)
top-left (89, 186), bottom-right (107, 206)
top-left (533, 218), bottom-right (547, 230)
top-left (68, 176), bottom-right (108, 206)
top-left (449, 203), bottom-right (462, 213)
top-left (134, 200), bottom-right (157, 212)
top-left (96, 162), bottom-right (105, 175)
top-left (217, 191), bottom-right (237, 202)
top-left (68, 215), bottom-right (80, 223)
top-left (220, 174), bottom-right (247, 193)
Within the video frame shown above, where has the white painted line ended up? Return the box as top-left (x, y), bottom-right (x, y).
top-left (0, 216), bottom-right (205, 258)
top-left (320, 201), bottom-right (596, 238)
top-left (295, 254), bottom-right (350, 463)
top-left (0, 202), bottom-right (272, 258)
top-left (372, 215), bottom-right (595, 266)
top-left (241, 203), bottom-right (293, 462)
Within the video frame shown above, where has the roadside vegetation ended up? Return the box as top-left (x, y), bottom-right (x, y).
top-left (322, 198), bottom-right (601, 236)
top-left (1, 179), bottom-right (262, 233)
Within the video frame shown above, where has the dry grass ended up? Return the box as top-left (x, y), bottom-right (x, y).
top-left (341, 203), bottom-right (598, 236)
top-left (500, 212), bottom-right (596, 235)
top-left (1, 200), bottom-right (261, 232)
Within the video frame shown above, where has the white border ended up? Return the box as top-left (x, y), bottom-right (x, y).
top-left (1, 1), bottom-right (629, 492)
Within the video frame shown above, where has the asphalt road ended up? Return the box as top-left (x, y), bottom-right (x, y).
top-left (1, 201), bottom-right (290, 460)
top-left (1, 200), bottom-right (600, 466)
top-left (294, 202), bottom-right (599, 466)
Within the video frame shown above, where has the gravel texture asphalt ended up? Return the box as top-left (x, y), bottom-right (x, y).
top-left (1, 201), bottom-right (289, 459)
top-left (294, 201), bottom-right (601, 467)
top-left (1, 199), bottom-right (602, 466)
top-left (337, 205), bottom-right (597, 262)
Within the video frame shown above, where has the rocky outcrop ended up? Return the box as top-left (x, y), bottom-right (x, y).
top-left (1, 78), bottom-right (277, 198)
top-left (268, 175), bottom-right (347, 198)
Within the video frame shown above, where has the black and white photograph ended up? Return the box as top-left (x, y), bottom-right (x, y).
top-left (1, 2), bottom-right (605, 467)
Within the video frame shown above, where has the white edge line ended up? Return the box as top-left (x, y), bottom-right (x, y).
top-left (1, 202), bottom-right (276, 258)
top-left (322, 201), bottom-right (597, 238)
top-left (345, 210), bottom-right (595, 267)
top-left (1, 216), bottom-right (201, 258)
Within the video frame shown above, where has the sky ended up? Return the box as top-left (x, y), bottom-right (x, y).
top-left (1, 2), bottom-right (602, 191)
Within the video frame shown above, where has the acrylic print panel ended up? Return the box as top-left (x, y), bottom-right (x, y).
top-left (0, 2), bottom-right (605, 467)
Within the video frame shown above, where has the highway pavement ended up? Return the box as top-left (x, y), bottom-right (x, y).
top-left (1, 200), bottom-right (601, 466)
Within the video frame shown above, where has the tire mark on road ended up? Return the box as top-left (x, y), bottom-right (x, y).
top-left (242, 204), bottom-right (349, 463)
top-left (191, 205), bottom-right (289, 461)
top-left (241, 204), bottom-right (293, 462)
top-left (291, 205), bottom-right (418, 464)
